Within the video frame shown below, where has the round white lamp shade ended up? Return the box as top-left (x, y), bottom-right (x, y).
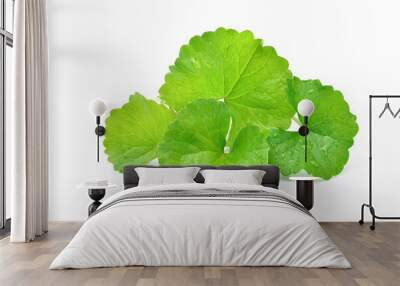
top-left (89, 99), bottom-right (107, 116)
top-left (297, 99), bottom-right (315, 117)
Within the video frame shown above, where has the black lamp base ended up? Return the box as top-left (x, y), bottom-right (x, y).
top-left (95, 125), bottom-right (106, 136)
top-left (298, 125), bottom-right (309, 136)
top-left (296, 180), bottom-right (314, 210)
top-left (88, 189), bottom-right (105, 216)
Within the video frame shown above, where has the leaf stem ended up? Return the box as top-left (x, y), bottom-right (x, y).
top-left (293, 116), bottom-right (301, 127)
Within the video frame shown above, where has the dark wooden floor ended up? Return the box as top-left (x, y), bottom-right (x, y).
top-left (0, 222), bottom-right (399, 286)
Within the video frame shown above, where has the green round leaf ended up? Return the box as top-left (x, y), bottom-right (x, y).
top-left (104, 93), bottom-right (175, 172)
top-left (268, 78), bottom-right (359, 179)
top-left (288, 77), bottom-right (358, 148)
top-left (267, 130), bottom-right (305, 176)
top-left (159, 27), bottom-right (294, 144)
top-left (217, 125), bottom-right (269, 165)
top-left (158, 99), bottom-right (269, 165)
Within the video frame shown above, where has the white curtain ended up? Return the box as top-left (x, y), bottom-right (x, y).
top-left (10, 0), bottom-right (48, 242)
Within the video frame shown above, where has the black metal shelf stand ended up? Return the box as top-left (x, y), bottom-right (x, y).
top-left (359, 95), bottom-right (400, 230)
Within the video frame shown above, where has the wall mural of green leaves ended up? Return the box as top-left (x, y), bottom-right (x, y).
top-left (104, 27), bottom-right (358, 179)
top-left (103, 93), bottom-right (175, 172)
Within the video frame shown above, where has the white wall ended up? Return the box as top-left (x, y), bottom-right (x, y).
top-left (47, 0), bottom-right (400, 221)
